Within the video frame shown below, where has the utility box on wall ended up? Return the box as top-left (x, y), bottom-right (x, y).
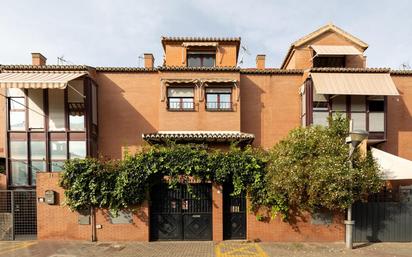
top-left (45, 190), bottom-right (56, 205)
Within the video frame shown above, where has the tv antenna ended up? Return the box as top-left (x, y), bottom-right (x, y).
top-left (238, 45), bottom-right (251, 66)
top-left (57, 55), bottom-right (74, 65)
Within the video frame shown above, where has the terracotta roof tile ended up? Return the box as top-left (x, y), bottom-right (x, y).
top-left (390, 70), bottom-right (412, 75)
top-left (158, 66), bottom-right (240, 72)
top-left (240, 68), bottom-right (304, 74)
top-left (310, 67), bottom-right (390, 73)
top-left (0, 65), bottom-right (90, 71)
top-left (161, 36), bottom-right (241, 42)
top-left (95, 67), bottom-right (157, 72)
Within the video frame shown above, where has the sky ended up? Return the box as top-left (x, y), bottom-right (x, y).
top-left (0, 0), bottom-right (411, 69)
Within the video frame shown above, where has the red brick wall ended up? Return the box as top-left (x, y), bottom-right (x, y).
top-left (246, 201), bottom-right (345, 242)
top-left (36, 172), bottom-right (149, 241)
top-left (212, 184), bottom-right (223, 241)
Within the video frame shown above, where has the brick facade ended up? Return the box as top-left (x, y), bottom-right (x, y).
top-left (2, 24), bottom-right (412, 242)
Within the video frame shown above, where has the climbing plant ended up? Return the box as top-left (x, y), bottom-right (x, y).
top-left (60, 116), bottom-right (383, 221)
top-left (59, 143), bottom-right (267, 213)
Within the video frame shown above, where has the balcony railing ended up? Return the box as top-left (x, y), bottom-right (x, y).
top-left (167, 101), bottom-right (195, 111)
top-left (205, 102), bottom-right (233, 111)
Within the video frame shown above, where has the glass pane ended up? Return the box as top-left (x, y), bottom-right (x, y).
top-left (187, 56), bottom-right (201, 67)
top-left (11, 161), bottom-right (28, 186)
top-left (206, 94), bottom-right (218, 109)
top-left (351, 96), bottom-right (365, 112)
top-left (68, 80), bottom-right (84, 103)
top-left (167, 88), bottom-right (194, 97)
top-left (51, 161), bottom-right (65, 172)
top-left (49, 89), bottom-right (65, 131)
top-left (313, 112), bottom-right (329, 126)
top-left (10, 141), bottom-right (27, 159)
top-left (31, 161), bottom-right (46, 185)
top-left (369, 100), bottom-right (384, 112)
top-left (69, 113), bottom-right (85, 131)
top-left (332, 95), bottom-right (346, 111)
top-left (369, 112), bottom-right (384, 132)
top-left (9, 111), bottom-right (25, 130)
top-left (182, 98), bottom-right (194, 109)
top-left (69, 141), bottom-right (86, 159)
top-left (10, 98), bottom-right (25, 110)
top-left (7, 88), bottom-right (25, 97)
top-left (202, 56), bottom-right (215, 67)
top-left (28, 89), bottom-right (44, 129)
top-left (219, 94), bottom-right (231, 109)
top-left (50, 141), bottom-right (67, 159)
top-left (30, 141), bottom-right (46, 160)
top-left (168, 98), bottom-right (180, 109)
top-left (351, 113), bottom-right (366, 130)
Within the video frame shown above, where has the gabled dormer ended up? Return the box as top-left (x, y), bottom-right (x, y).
top-left (161, 37), bottom-right (241, 67)
top-left (281, 23), bottom-right (368, 69)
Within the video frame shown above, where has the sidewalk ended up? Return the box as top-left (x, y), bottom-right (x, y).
top-left (0, 240), bottom-right (411, 257)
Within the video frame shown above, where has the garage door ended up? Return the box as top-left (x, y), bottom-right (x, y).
top-left (150, 183), bottom-right (212, 241)
top-left (353, 188), bottom-right (412, 242)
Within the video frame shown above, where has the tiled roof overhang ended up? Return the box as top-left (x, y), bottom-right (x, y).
top-left (142, 131), bottom-right (255, 144)
top-left (161, 37), bottom-right (241, 43)
top-left (240, 68), bottom-right (304, 74)
top-left (0, 65), bottom-right (91, 71)
top-left (390, 70), bottom-right (412, 75)
top-left (310, 67), bottom-right (390, 73)
top-left (158, 66), bottom-right (240, 72)
top-left (95, 67), bottom-right (157, 72)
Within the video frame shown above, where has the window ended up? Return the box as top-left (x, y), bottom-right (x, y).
top-left (167, 88), bottom-right (194, 110)
top-left (205, 88), bottom-right (232, 110)
top-left (69, 141), bottom-right (86, 159)
top-left (49, 89), bottom-right (65, 131)
top-left (313, 56), bottom-right (345, 68)
top-left (28, 89), bottom-right (44, 130)
top-left (368, 96), bottom-right (385, 132)
top-left (8, 89), bottom-right (26, 131)
top-left (68, 81), bottom-right (85, 131)
top-left (312, 93), bottom-right (329, 126)
top-left (187, 51), bottom-right (215, 67)
top-left (9, 140), bottom-right (28, 186)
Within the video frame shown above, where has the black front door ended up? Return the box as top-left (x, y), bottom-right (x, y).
top-left (223, 183), bottom-right (246, 240)
top-left (150, 183), bottom-right (212, 241)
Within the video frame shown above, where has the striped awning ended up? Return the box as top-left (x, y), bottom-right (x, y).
top-left (311, 45), bottom-right (362, 56)
top-left (143, 131), bottom-right (254, 144)
top-left (310, 72), bottom-right (399, 96)
top-left (0, 71), bottom-right (87, 89)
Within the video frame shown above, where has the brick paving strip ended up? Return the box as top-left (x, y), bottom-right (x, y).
top-left (215, 242), bottom-right (268, 257)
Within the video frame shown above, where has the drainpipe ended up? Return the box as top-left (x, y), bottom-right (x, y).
top-left (91, 206), bottom-right (97, 242)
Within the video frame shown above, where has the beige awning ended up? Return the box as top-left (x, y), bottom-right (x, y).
top-left (371, 148), bottom-right (412, 180)
top-left (0, 71), bottom-right (87, 89)
top-left (311, 45), bottom-right (362, 56)
top-left (162, 79), bottom-right (198, 84)
top-left (182, 42), bottom-right (218, 47)
top-left (202, 79), bottom-right (237, 84)
top-left (310, 72), bottom-right (399, 96)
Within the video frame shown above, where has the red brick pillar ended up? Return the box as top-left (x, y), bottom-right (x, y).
top-left (212, 183), bottom-right (223, 241)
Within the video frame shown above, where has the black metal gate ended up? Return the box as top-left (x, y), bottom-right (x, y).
top-left (0, 190), bottom-right (37, 240)
top-left (223, 183), bottom-right (246, 240)
top-left (150, 183), bottom-right (212, 241)
top-left (353, 189), bottom-right (412, 242)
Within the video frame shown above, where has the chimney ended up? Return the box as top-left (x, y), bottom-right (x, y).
top-left (144, 53), bottom-right (154, 69)
top-left (256, 54), bottom-right (266, 69)
top-left (31, 53), bottom-right (47, 66)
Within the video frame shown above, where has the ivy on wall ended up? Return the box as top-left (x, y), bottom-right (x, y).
top-left (59, 144), bottom-right (266, 214)
top-left (59, 117), bottom-right (383, 221)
